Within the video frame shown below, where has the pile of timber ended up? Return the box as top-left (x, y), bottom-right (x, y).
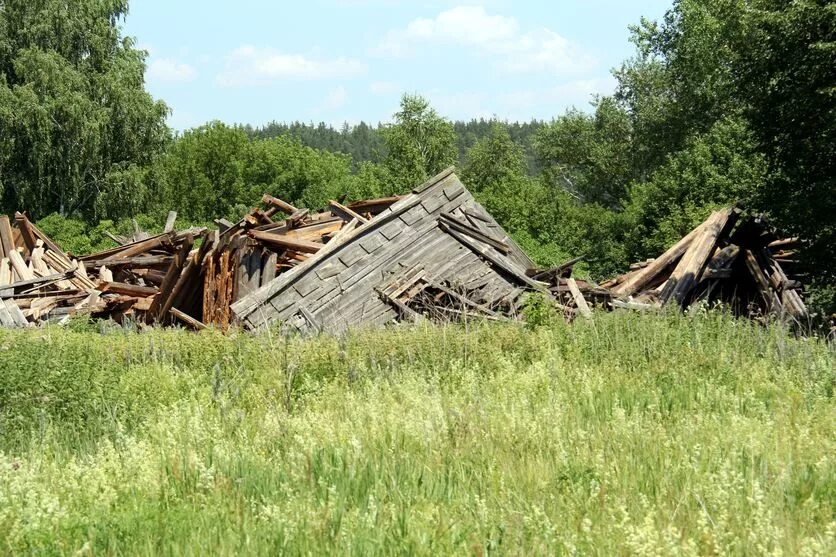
top-left (0, 194), bottom-right (409, 330)
top-left (0, 211), bottom-right (209, 328)
top-left (228, 169), bottom-right (614, 333)
top-left (0, 173), bottom-right (811, 332)
top-left (0, 214), bottom-right (100, 327)
top-left (202, 194), bottom-right (405, 329)
top-left (602, 208), bottom-right (809, 323)
top-left (526, 256), bottom-right (612, 319)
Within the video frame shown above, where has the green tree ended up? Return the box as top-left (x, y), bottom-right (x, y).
top-left (0, 0), bottom-right (170, 220)
top-left (623, 117), bottom-right (767, 257)
top-left (534, 97), bottom-right (634, 207)
top-left (382, 94), bottom-right (457, 191)
top-left (461, 123), bottom-right (527, 194)
top-left (734, 0), bottom-right (835, 307)
top-left (150, 122), bottom-right (366, 221)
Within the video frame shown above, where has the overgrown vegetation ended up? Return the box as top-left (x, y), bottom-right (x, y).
top-left (0, 312), bottom-right (833, 554)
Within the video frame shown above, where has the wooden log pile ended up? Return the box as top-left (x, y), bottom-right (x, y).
top-left (602, 208), bottom-right (809, 323)
top-left (201, 194), bottom-right (404, 329)
top-left (0, 214), bottom-right (101, 327)
top-left (0, 194), bottom-right (406, 330)
top-left (0, 180), bottom-right (811, 332)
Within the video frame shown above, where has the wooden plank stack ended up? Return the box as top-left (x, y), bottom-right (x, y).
top-left (602, 208), bottom-right (809, 323)
top-left (526, 256), bottom-right (612, 318)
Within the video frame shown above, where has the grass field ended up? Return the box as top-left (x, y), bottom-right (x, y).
top-left (0, 311), bottom-right (833, 555)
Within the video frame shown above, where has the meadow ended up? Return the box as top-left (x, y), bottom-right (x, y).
top-left (0, 311), bottom-right (833, 555)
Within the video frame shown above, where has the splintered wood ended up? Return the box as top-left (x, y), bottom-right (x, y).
top-left (604, 208), bottom-right (809, 323)
top-left (0, 170), bottom-right (811, 331)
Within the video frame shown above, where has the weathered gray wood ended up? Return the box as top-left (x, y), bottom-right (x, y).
top-left (375, 287), bottom-right (423, 323)
top-left (760, 250), bottom-right (807, 321)
top-left (164, 211), bottom-right (178, 233)
top-left (249, 230), bottom-right (323, 254)
top-left (412, 166), bottom-right (456, 194)
top-left (0, 258), bottom-right (11, 287)
top-left (297, 307), bottom-right (322, 333)
top-left (170, 307), bottom-right (207, 330)
top-left (260, 251), bottom-right (277, 287)
top-left (661, 209), bottom-right (737, 307)
top-left (610, 299), bottom-right (660, 311)
top-left (0, 272), bottom-right (73, 298)
top-left (233, 172), bottom-right (539, 332)
top-left (743, 249), bottom-right (782, 313)
top-left (612, 220), bottom-right (707, 297)
top-left (438, 213), bottom-right (510, 254)
top-left (233, 195), bottom-right (422, 321)
top-left (566, 278), bottom-right (592, 318)
top-left (215, 218), bottom-right (234, 233)
top-left (316, 260), bottom-right (345, 280)
top-left (84, 255), bottom-right (173, 268)
top-left (439, 222), bottom-right (548, 293)
top-left (426, 279), bottom-right (499, 316)
top-left (0, 216), bottom-right (15, 259)
top-left (329, 200), bottom-right (369, 224)
top-left (7, 299), bottom-right (29, 327)
top-left (262, 194), bottom-right (298, 215)
top-left (0, 299), bottom-right (15, 327)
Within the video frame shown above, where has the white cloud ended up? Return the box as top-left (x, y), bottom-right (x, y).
top-left (147, 58), bottom-right (197, 83)
top-left (318, 86), bottom-right (349, 111)
top-left (498, 76), bottom-right (617, 118)
top-left (375, 6), bottom-right (518, 56)
top-left (216, 46), bottom-right (367, 86)
top-left (369, 81), bottom-right (400, 95)
top-left (373, 6), bottom-right (595, 75)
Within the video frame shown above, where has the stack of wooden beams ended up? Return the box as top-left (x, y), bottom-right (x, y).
top-left (0, 194), bottom-right (405, 330)
top-left (602, 208), bottom-right (809, 323)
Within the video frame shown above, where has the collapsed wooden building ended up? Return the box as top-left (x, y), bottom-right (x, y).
top-left (602, 208), bottom-right (809, 324)
top-left (0, 170), bottom-right (593, 330)
top-left (228, 168), bottom-right (590, 333)
top-left (0, 168), bottom-right (810, 331)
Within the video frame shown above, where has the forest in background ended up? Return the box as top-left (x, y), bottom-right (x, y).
top-left (0, 0), bottom-right (833, 318)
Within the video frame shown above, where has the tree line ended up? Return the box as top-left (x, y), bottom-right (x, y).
top-left (0, 0), bottom-right (832, 316)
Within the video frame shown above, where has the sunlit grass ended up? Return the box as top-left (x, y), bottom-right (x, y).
top-left (0, 311), bottom-right (833, 555)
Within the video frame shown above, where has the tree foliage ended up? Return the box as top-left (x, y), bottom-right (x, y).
top-left (0, 0), bottom-right (169, 220)
top-left (534, 97), bottom-right (634, 207)
top-left (148, 122), bottom-right (372, 222)
top-left (382, 94), bottom-right (457, 191)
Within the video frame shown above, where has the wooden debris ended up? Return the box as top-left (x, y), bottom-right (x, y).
top-left (0, 174), bottom-right (811, 332)
top-left (604, 210), bottom-right (808, 323)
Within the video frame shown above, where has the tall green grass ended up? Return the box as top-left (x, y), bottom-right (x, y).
top-left (0, 312), bottom-right (833, 555)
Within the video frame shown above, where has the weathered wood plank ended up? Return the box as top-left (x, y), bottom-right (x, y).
top-left (248, 230), bottom-right (323, 254)
top-left (0, 216), bottom-right (14, 258)
top-left (438, 213), bottom-right (510, 254)
top-left (661, 208), bottom-right (738, 307)
top-left (566, 278), bottom-right (593, 318)
top-left (262, 194), bottom-right (298, 215)
top-left (612, 218), bottom-right (708, 297)
top-left (100, 282), bottom-right (158, 297)
top-left (170, 307), bottom-right (207, 330)
top-left (164, 211), bottom-right (178, 233)
top-left (330, 200), bottom-right (369, 224)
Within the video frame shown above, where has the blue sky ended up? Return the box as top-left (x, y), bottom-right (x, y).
top-left (125, 1), bottom-right (673, 130)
